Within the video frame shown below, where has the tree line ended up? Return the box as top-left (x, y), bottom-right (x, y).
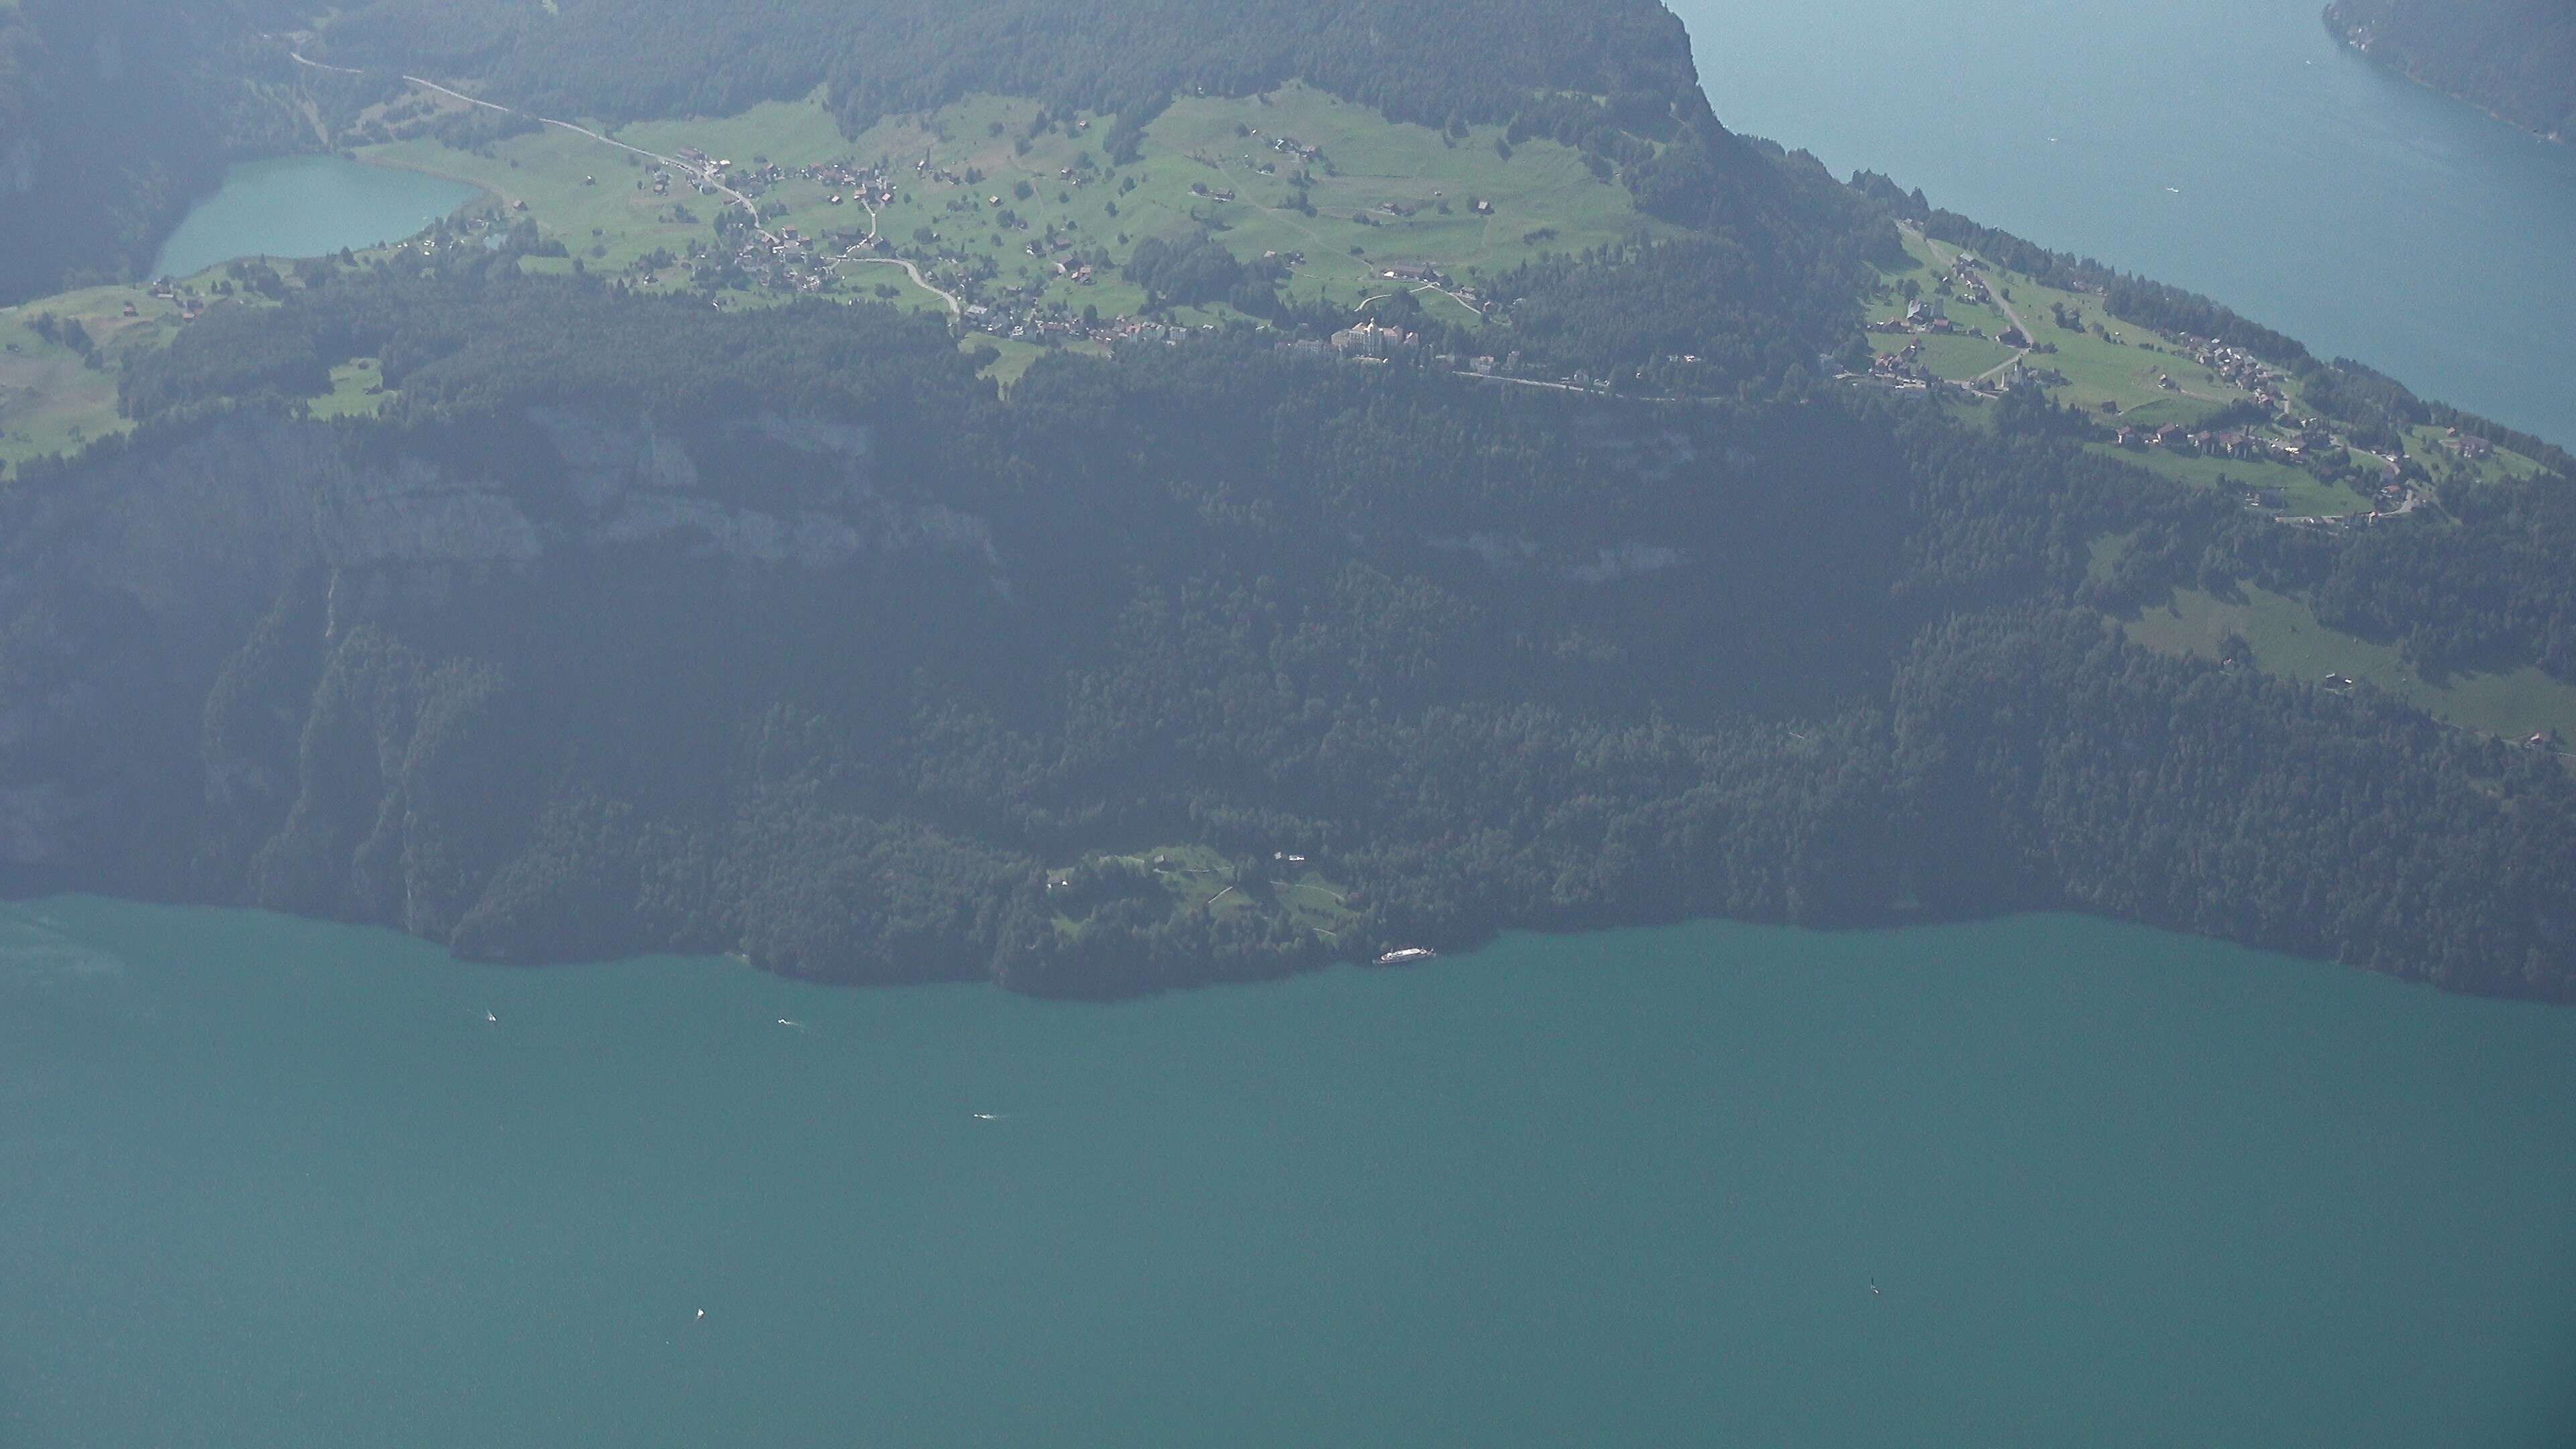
top-left (1, 262), bottom-right (2567, 1002)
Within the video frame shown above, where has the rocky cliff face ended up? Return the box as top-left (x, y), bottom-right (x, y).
top-left (0, 408), bottom-right (1002, 890)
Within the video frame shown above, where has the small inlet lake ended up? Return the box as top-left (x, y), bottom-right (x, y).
top-left (4, 900), bottom-right (2571, 1447)
top-left (150, 154), bottom-right (478, 281)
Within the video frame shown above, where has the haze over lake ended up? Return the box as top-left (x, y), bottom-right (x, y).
top-left (151, 155), bottom-right (476, 281)
top-left (13, 7), bottom-right (2576, 1446)
top-left (5, 900), bottom-right (2573, 1448)
top-left (1673, 0), bottom-right (2576, 445)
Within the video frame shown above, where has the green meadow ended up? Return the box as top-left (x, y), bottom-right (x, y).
top-left (2124, 584), bottom-right (2576, 744)
top-left (341, 80), bottom-right (1654, 334)
top-left (1, 283), bottom-right (219, 477)
top-left (1048, 843), bottom-right (1362, 944)
top-left (1868, 225), bottom-right (2265, 424)
top-left (2084, 443), bottom-right (2373, 517)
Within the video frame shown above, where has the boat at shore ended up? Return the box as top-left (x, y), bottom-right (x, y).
top-left (1375, 947), bottom-right (1437, 967)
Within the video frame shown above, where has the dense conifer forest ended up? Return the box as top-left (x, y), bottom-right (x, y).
top-left (3, 0), bottom-right (2573, 1001)
top-left (0, 0), bottom-right (321, 303)
top-left (314, 0), bottom-right (1717, 140)
top-left (0, 252), bottom-right (2567, 1002)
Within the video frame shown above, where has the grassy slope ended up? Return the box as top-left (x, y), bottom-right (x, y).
top-left (2082, 443), bottom-right (2369, 517)
top-left (353, 82), bottom-right (1649, 324)
top-left (1868, 227), bottom-right (2264, 421)
top-left (1, 285), bottom-right (212, 476)
top-left (1863, 230), bottom-right (2576, 739)
top-left (2124, 584), bottom-right (2576, 743)
top-left (1049, 843), bottom-right (1360, 946)
top-left (1, 78), bottom-right (1639, 472)
top-left (310, 358), bottom-right (397, 420)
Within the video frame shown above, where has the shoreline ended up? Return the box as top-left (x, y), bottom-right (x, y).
top-left (9, 882), bottom-right (2571, 1010)
top-left (148, 150), bottom-right (487, 282)
top-left (2322, 9), bottom-right (2569, 150)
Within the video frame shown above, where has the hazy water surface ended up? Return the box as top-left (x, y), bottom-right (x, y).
top-left (1674, 0), bottom-right (2576, 443)
top-left (151, 155), bottom-right (476, 280)
top-left (5, 900), bottom-right (2572, 1447)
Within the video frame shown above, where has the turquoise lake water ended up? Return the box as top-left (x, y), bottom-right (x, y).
top-left (1672, 0), bottom-right (2576, 445)
top-left (150, 155), bottom-right (476, 282)
top-left (34, 9), bottom-right (2576, 1442)
top-left (3, 899), bottom-right (2572, 1447)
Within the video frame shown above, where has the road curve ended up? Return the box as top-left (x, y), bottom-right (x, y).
top-left (839, 253), bottom-right (963, 317)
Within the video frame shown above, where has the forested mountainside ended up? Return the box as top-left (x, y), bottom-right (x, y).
top-left (2325, 0), bottom-right (2576, 141)
top-left (315, 0), bottom-right (1715, 138)
top-left (0, 0), bottom-right (319, 303)
top-left (5, 0), bottom-right (2576, 1002)
top-left (5, 260), bottom-right (2573, 1002)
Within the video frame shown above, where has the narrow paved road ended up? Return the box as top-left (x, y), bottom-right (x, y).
top-left (1209, 148), bottom-right (1489, 324)
top-left (1984, 288), bottom-right (2037, 370)
top-left (1903, 224), bottom-right (2037, 384)
top-left (284, 48), bottom-right (767, 233)
top-left (293, 46), bottom-right (984, 325)
top-left (838, 252), bottom-right (962, 317)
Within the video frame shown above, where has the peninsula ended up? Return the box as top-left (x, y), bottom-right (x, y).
top-left (2, 0), bottom-right (2573, 1003)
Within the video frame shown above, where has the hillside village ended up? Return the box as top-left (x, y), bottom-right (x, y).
top-left (1846, 234), bottom-right (2541, 527)
top-left (646, 110), bottom-right (1510, 360)
top-left (7, 72), bottom-right (2555, 529)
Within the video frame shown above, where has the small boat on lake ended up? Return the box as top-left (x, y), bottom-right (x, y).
top-left (1375, 947), bottom-right (1437, 966)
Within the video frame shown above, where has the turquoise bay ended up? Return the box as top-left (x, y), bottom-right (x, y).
top-left (150, 155), bottom-right (476, 282)
top-left (5, 900), bottom-right (2572, 1447)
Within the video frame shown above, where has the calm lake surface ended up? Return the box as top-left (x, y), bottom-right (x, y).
top-left (150, 155), bottom-right (476, 282)
top-left (1673, 0), bottom-right (2576, 445)
top-left (3, 898), bottom-right (2572, 1448)
top-left (35, 11), bottom-right (2576, 1444)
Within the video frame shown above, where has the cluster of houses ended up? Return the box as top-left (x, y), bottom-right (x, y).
top-left (145, 279), bottom-right (206, 323)
top-left (2101, 411), bottom-right (2443, 525)
top-left (1271, 324), bottom-right (1473, 367)
top-left (2166, 336), bottom-right (2294, 415)
top-left (2442, 427), bottom-right (2495, 461)
top-left (644, 146), bottom-right (735, 199)
top-left (798, 159), bottom-right (898, 212)
top-left (1943, 253), bottom-right (1995, 306)
top-left (1990, 359), bottom-right (2070, 393)
top-left (1870, 298), bottom-right (1955, 337)
top-left (1258, 131), bottom-right (1326, 164)
top-left (2113, 423), bottom-right (2285, 458)
top-left (1865, 339), bottom-right (1934, 387)
top-left (956, 300), bottom-right (1202, 348)
top-left (1022, 229), bottom-right (1088, 270)
top-left (1324, 320), bottom-right (1424, 358)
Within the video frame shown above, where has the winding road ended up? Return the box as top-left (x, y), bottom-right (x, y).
top-left (282, 46), bottom-right (768, 234)
top-left (837, 252), bottom-right (963, 317)
top-left (287, 44), bottom-right (979, 317)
